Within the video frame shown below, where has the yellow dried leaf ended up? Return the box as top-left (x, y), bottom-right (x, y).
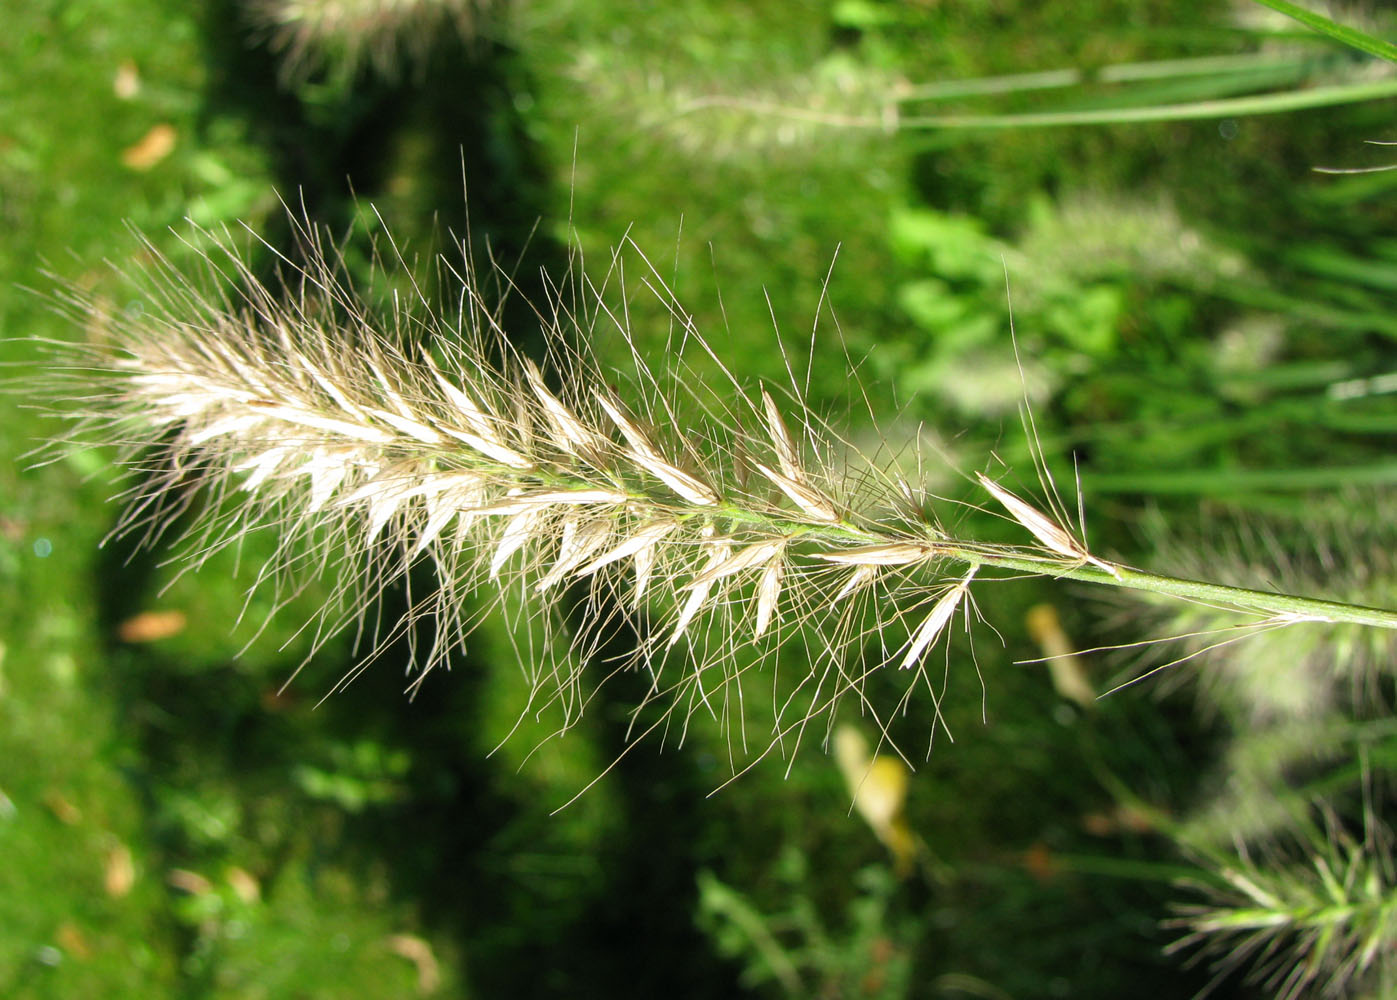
top-left (1025, 603), bottom-right (1095, 708)
top-left (113, 60), bottom-right (141, 99)
top-left (226, 866), bottom-right (261, 904)
top-left (43, 789), bottom-right (81, 825)
top-left (117, 609), bottom-right (187, 643)
top-left (834, 725), bottom-right (918, 876)
top-left (104, 842), bottom-right (135, 898)
top-left (387, 933), bottom-right (441, 993)
top-left (167, 869), bottom-right (213, 895)
top-left (120, 124), bottom-right (176, 170)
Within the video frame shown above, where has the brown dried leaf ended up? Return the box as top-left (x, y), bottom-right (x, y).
top-left (167, 868), bottom-right (213, 895)
top-left (120, 124), bottom-right (176, 170)
top-left (43, 790), bottom-right (81, 825)
top-left (117, 609), bottom-right (187, 643)
top-left (387, 933), bottom-right (442, 993)
top-left (753, 462), bottom-right (838, 522)
top-left (900, 568), bottom-right (975, 670)
top-left (761, 389), bottom-right (804, 483)
top-left (976, 473), bottom-right (1119, 577)
top-left (55, 922), bottom-right (92, 960)
top-left (812, 543), bottom-right (934, 567)
top-left (753, 558), bottom-right (784, 637)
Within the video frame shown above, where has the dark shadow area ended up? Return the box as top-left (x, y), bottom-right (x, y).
top-left (551, 595), bottom-right (748, 997)
top-left (196, 0), bottom-right (570, 360)
top-left (334, 590), bottom-right (747, 998)
top-left (198, 0), bottom-right (404, 237)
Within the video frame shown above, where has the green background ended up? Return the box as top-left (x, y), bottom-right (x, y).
top-left (3, 1), bottom-right (1397, 996)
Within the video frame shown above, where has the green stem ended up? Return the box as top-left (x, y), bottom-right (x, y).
top-left (962, 551), bottom-right (1397, 630)
top-left (898, 51), bottom-right (1328, 103)
top-left (897, 77), bottom-right (1397, 128)
top-left (421, 454), bottom-right (1397, 631)
top-left (719, 503), bottom-right (1397, 630)
top-left (681, 79), bottom-right (1397, 133)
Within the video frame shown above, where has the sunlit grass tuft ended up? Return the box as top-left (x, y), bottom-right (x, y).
top-left (38, 205), bottom-right (1397, 782)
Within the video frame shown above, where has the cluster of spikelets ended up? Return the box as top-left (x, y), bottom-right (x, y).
top-left (563, 52), bottom-right (903, 164)
top-left (44, 213), bottom-right (1135, 762)
top-left (1141, 501), bottom-right (1397, 996)
top-left (1169, 809), bottom-right (1397, 1000)
top-left (246, 0), bottom-right (487, 81)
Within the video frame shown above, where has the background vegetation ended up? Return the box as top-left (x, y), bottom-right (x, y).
top-left (3, 0), bottom-right (1396, 996)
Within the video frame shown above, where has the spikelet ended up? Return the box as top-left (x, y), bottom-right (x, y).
top-left (975, 472), bottom-right (1118, 578)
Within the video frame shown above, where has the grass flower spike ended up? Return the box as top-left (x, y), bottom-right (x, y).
top-left (248, 0), bottom-right (490, 81)
top-left (44, 209), bottom-right (1397, 769)
top-left (1170, 812), bottom-right (1397, 1000)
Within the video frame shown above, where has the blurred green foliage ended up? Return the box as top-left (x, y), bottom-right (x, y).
top-left (4, 0), bottom-right (1397, 997)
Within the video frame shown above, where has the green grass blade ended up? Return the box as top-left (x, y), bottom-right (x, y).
top-left (1098, 50), bottom-right (1322, 82)
top-left (900, 68), bottom-right (1081, 101)
top-left (1253, 0), bottom-right (1397, 63)
top-left (1285, 245), bottom-right (1397, 292)
top-left (899, 77), bottom-right (1397, 128)
top-left (1065, 62), bottom-right (1325, 110)
top-left (1214, 281), bottom-right (1397, 339)
top-left (898, 51), bottom-right (1325, 103)
top-left (1085, 462), bottom-right (1397, 495)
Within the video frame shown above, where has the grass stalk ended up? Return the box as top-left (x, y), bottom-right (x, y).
top-left (679, 38), bottom-right (1397, 134)
top-left (38, 211), bottom-right (1397, 760)
top-left (1253, 0), bottom-right (1397, 64)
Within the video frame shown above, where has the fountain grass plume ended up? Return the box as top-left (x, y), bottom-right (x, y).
top-left (39, 206), bottom-right (1397, 770)
top-left (1169, 807), bottom-right (1397, 1000)
top-left (247, 0), bottom-right (490, 82)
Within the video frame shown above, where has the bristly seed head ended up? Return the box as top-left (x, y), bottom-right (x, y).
top-left (37, 208), bottom-right (1139, 774)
